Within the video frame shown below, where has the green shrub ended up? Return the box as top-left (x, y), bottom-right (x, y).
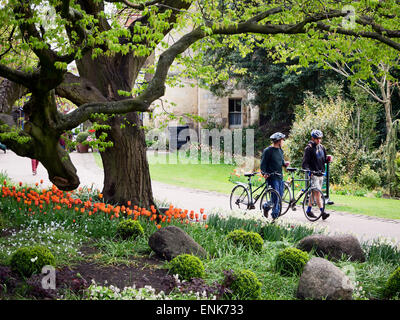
top-left (226, 229), bottom-right (264, 252)
top-left (284, 86), bottom-right (373, 184)
top-left (383, 267), bottom-right (400, 299)
top-left (116, 219), bottom-right (144, 240)
top-left (226, 269), bottom-right (262, 300)
top-left (168, 254), bottom-right (205, 281)
top-left (353, 188), bottom-right (368, 197)
top-left (358, 165), bottom-right (381, 190)
top-left (275, 247), bottom-right (309, 276)
top-left (76, 132), bottom-right (90, 143)
top-left (10, 246), bottom-right (55, 277)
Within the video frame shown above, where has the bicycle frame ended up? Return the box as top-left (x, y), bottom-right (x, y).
top-left (287, 171), bottom-right (312, 207)
top-left (246, 177), bottom-right (267, 207)
top-left (246, 172), bottom-right (281, 207)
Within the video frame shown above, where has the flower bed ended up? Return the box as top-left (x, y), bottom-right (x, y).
top-left (1, 175), bottom-right (400, 300)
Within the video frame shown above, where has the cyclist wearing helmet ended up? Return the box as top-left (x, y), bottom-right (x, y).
top-left (260, 132), bottom-right (290, 220)
top-left (302, 129), bottom-right (330, 220)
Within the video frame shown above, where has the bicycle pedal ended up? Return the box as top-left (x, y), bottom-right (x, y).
top-left (249, 204), bottom-right (255, 209)
top-left (292, 207), bottom-right (296, 211)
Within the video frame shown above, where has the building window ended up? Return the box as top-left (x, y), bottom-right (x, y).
top-left (229, 98), bottom-right (242, 126)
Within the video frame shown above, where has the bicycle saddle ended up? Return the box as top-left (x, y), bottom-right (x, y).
top-left (286, 167), bottom-right (298, 172)
top-left (244, 172), bottom-right (255, 177)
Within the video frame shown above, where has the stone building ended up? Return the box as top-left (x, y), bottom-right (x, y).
top-left (143, 78), bottom-right (259, 135)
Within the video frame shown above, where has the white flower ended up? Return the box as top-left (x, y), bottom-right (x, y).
top-left (30, 256), bottom-right (38, 263)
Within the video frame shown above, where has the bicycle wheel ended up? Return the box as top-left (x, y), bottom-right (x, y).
top-left (302, 188), bottom-right (325, 222)
top-left (259, 188), bottom-right (282, 218)
top-left (280, 182), bottom-right (292, 216)
top-left (230, 185), bottom-right (250, 210)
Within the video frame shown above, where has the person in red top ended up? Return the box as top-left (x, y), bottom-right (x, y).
top-left (31, 158), bottom-right (39, 175)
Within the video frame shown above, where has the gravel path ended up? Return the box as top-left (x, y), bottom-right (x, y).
top-left (1, 150), bottom-right (400, 244)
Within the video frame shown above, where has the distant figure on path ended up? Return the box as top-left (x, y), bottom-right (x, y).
top-left (31, 159), bottom-right (39, 175)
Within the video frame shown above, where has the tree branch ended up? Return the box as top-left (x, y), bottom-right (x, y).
top-left (54, 8), bottom-right (363, 132)
top-left (0, 78), bottom-right (29, 114)
top-left (0, 64), bottom-right (38, 89)
top-left (55, 72), bottom-right (107, 106)
top-left (56, 98), bottom-right (148, 131)
top-left (356, 15), bottom-right (400, 38)
top-left (316, 22), bottom-right (400, 51)
top-left (105, 0), bottom-right (161, 10)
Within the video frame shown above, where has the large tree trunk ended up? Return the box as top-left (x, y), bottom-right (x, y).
top-left (100, 112), bottom-right (154, 206)
top-left (76, 54), bottom-right (155, 206)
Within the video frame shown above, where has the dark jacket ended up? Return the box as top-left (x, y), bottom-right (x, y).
top-left (260, 146), bottom-right (285, 177)
top-left (302, 141), bottom-right (327, 175)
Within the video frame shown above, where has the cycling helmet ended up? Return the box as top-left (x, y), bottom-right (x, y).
top-left (270, 132), bottom-right (286, 142)
top-left (311, 129), bottom-right (323, 139)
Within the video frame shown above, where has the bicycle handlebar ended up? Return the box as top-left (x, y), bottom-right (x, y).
top-left (286, 167), bottom-right (325, 176)
top-left (260, 171), bottom-right (283, 178)
top-left (301, 169), bottom-right (325, 175)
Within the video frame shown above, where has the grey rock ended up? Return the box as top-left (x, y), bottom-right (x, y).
top-left (297, 257), bottom-right (354, 300)
top-left (148, 225), bottom-right (207, 261)
top-left (297, 234), bottom-right (365, 262)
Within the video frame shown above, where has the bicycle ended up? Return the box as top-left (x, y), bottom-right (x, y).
top-left (230, 172), bottom-right (282, 217)
top-left (280, 167), bottom-right (326, 222)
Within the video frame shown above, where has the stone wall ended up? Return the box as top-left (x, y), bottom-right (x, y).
top-left (144, 80), bottom-right (258, 132)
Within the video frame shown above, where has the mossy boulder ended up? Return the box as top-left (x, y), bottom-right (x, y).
top-left (297, 257), bottom-right (354, 300)
top-left (148, 225), bottom-right (207, 260)
top-left (226, 229), bottom-right (264, 252)
top-left (383, 267), bottom-right (400, 299)
top-left (275, 247), bottom-right (310, 276)
top-left (116, 219), bottom-right (144, 240)
top-left (225, 269), bottom-right (262, 300)
top-left (297, 234), bottom-right (365, 262)
top-left (167, 254), bottom-right (205, 281)
top-left (10, 246), bottom-right (55, 277)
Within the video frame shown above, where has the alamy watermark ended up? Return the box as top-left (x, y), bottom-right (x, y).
top-left (342, 5), bottom-right (356, 30)
top-left (41, 265), bottom-right (56, 290)
top-left (146, 128), bottom-right (255, 170)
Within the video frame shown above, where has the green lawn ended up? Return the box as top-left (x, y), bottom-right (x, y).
top-left (93, 152), bottom-right (236, 194)
top-left (328, 194), bottom-right (400, 220)
top-left (93, 152), bottom-right (400, 220)
top-left (148, 153), bottom-right (236, 194)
